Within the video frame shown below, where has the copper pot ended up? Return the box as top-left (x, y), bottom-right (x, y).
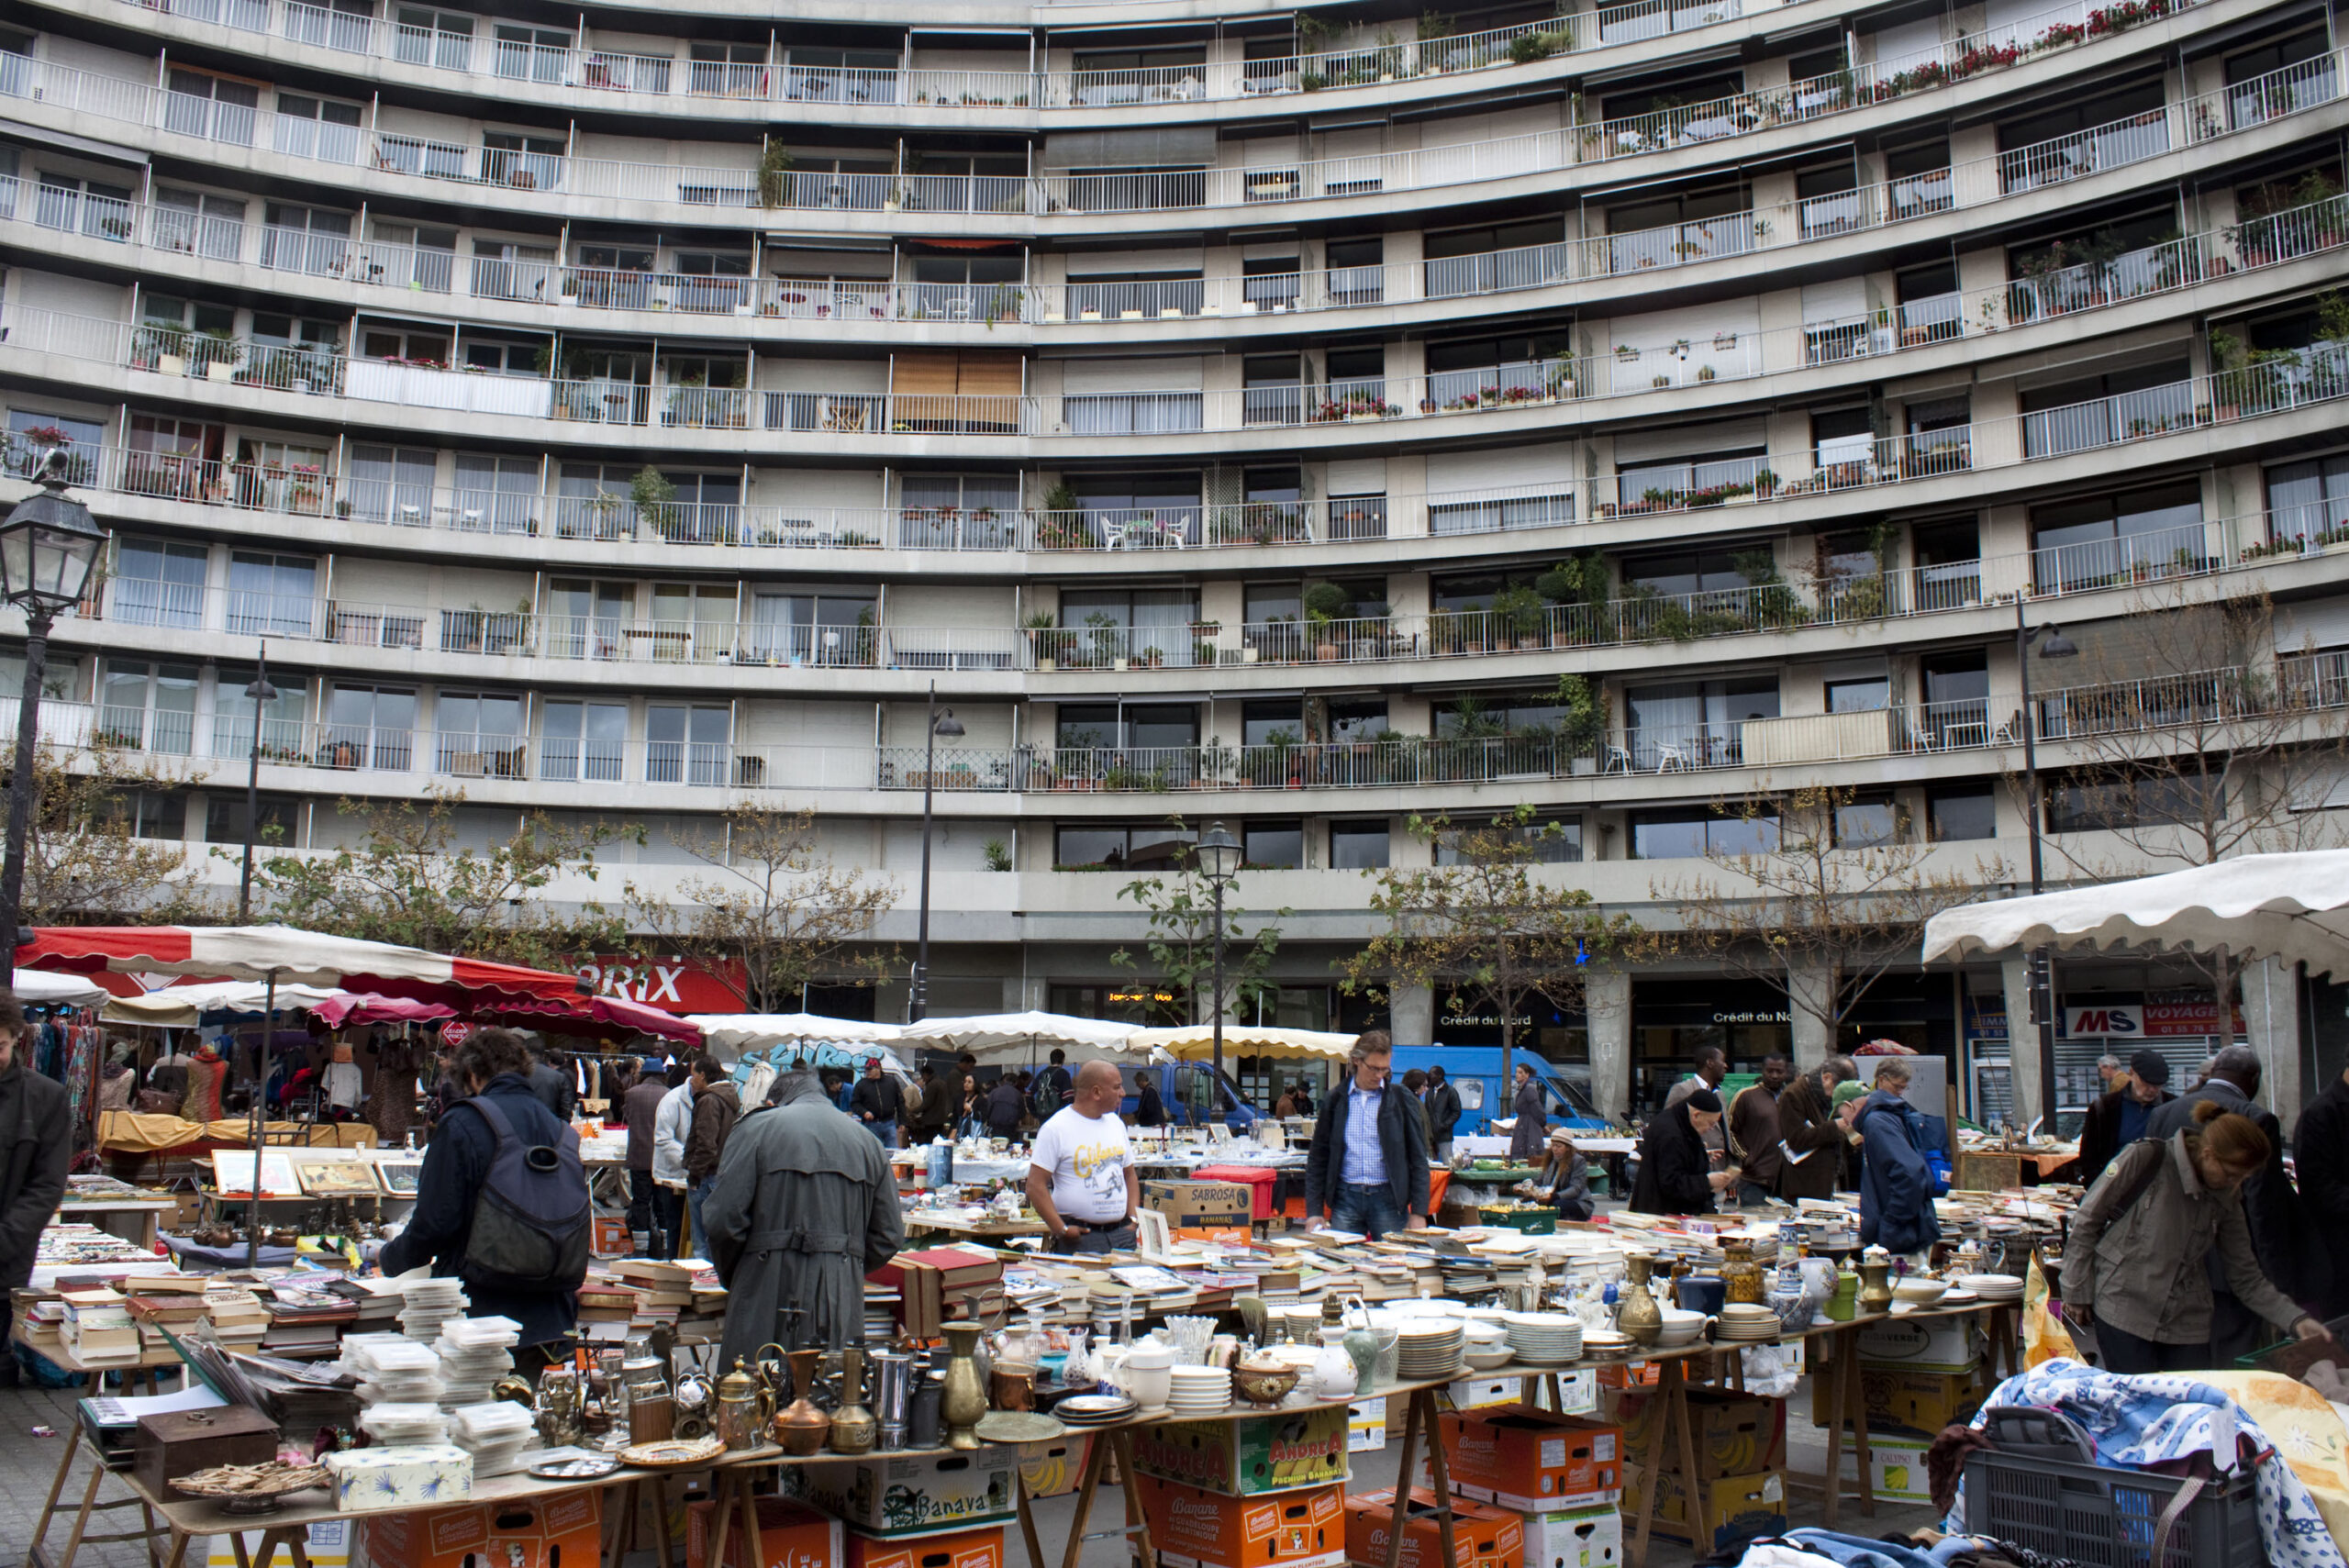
top-left (773, 1349), bottom-right (831, 1456)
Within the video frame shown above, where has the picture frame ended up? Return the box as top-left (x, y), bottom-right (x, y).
top-left (374, 1159), bottom-right (424, 1196)
top-left (294, 1158), bottom-right (383, 1196)
top-left (211, 1150), bottom-right (302, 1196)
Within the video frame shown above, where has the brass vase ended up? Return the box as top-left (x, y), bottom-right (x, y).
top-left (939, 1323), bottom-right (988, 1451)
top-left (829, 1347), bottom-right (879, 1454)
top-left (1720, 1240), bottom-right (1767, 1306)
top-left (1618, 1253), bottom-right (1665, 1346)
top-left (773, 1350), bottom-right (832, 1456)
top-left (1856, 1255), bottom-right (1895, 1315)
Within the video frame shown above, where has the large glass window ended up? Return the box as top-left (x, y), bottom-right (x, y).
top-left (2266, 456), bottom-right (2349, 548)
top-left (540, 699), bottom-right (626, 783)
top-left (2030, 481), bottom-right (2205, 589)
top-left (112, 539), bottom-right (207, 628)
top-left (1623, 677), bottom-right (1778, 769)
top-left (323, 684), bottom-right (416, 771)
top-left (96, 659), bottom-right (198, 754)
top-left (1928, 783), bottom-right (1997, 841)
top-left (212, 664), bottom-right (307, 760)
top-left (435, 692), bottom-right (528, 778)
top-left (1330, 818), bottom-right (1389, 869)
top-left (1423, 217), bottom-right (1566, 296)
top-left (1059, 586), bottom-right (1201, 667)
top-left (226, 551), bottom-right (317, 637)
top-left (745, 590), bottom-right (876, 665)
top-left (1052, 820), bottom-right (1197, 870)
top-left (1630, 806), bottom-right (1777, 859)
top-left (646, 703), bottom-right (729, 785)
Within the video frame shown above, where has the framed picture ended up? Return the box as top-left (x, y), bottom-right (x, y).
top-left (295, 1159), bottom-right (383, 1196)
top-left (212, 1151), bottom-right (302, 1196)
top-left (374, 1159), bottom-right (423, 1196)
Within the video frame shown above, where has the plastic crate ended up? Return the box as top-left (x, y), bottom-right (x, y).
top-left (1961, 1448), bottom-right (2264, 1568)
top-left (1477, 1207), bottom-right (1558, 1235)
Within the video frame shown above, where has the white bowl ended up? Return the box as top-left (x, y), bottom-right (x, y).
top-left (1463, 1348), bottom-right (1516, 1370)
top-left (1958, 1273), bottom-right (2022, 1293)
top-left (1893, 1278), bottom-right (1949, 1305)
top-left (1657, 1308), bottom-right (1705, 1331)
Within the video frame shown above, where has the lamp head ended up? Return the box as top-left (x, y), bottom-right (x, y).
top-left (0, 472), bottom-right (106, 614)
top-left (1197, 820), bottom-right (1242, 882)
top-left (932, 707), bottom-right (964, 739)
top-left (2038, 625), bottom-right (2078, 659)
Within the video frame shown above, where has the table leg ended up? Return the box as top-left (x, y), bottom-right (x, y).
top-left (162, 1529), bottom-right (194, 1568)
top-left (140, 1498), bottom-right (164, 1568)
top-left (54, 1438), bottom-right (113, 1568)
top-left (1417, 1390), bottom-right (1461, 1568)
top-left (29, 1428), bottom-right (84, 1567)
top-left (651, 1476), bottom-right (674, 1568)
top-left (1110, 1432), bottom-right (1153, 1568)
top-left (1385, 1390), bottom-right (1425, 1568)
top-left (734, 1466), bottom-right (765, 1568)
top-left (707, 1473), bottom-right (738, 1568)
top-left (1667, 1362), bottom-right (1699, 1520)
top-left (1818, 1328), bottom-right (1850, 1529)
top-left (229, 1529), bottom-right (253, 1568)
top-left (1056, 1421), bottom-right (1117, 1568)
top-left (1845, 1332), bottom-right (1875, 1519)
top-left (1015, 1468), bottom-right (1048, 1568)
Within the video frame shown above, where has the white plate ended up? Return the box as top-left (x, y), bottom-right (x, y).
top-left (1939, 1288), bottom-right (1980, 1305)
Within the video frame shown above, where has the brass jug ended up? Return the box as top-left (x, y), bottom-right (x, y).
top-left (1856, 1254), bottom-right (1896, 1315)
top-left (714, 1358), bottom-right (774, 1451)
top-left (829, 1347), bottom-right (879, 1454)
top-left (1720, 1240), bottom-right (1767, 1306)
top-left (773, 1350), bottom-right (832, 1456)
top-left (939, 1323), bottom-right (989, 1451)
top-left (1618, 1252), bottom-right (1665, 1346)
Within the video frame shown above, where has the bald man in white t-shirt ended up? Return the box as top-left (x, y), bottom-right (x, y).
top-left (1025, 1061), bottom-right (1141, 1254)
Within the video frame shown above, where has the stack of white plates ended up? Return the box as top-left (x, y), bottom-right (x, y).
top-left (1582, 1329), bottom-right (1632, 1356)
top-left (1395, 1322), bottom-right (1464, 1382)
top-left (1166, 1366), bottom-right (1231, 1415)
top-left (359, 1401), bottom-right (451, 1445)
top-left (397, 1277), bottom-right (469, 1341)
top-left (1502, 1313), bottom-right (1583, 1364)
top-left (343, 1333), bottom-right (448, 1404)
top-left (1713, 1306), bottom-right (1782, 1342)
top-left (1958, 1273), bottom-right (2024, 1303)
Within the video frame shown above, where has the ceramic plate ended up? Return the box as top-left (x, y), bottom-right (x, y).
top-left (619, 1437), bottom-right (728, 1469)
top-left (529, 1456), bottom-right (623, 1481)
top-left (1940, 1288), bottom-right (1980, 1305)
top-left (974, 1412), bottom-right (1065, 1444)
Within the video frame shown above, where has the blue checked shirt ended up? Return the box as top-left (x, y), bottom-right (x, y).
top-left (1340, 1084), bottom-right (1387, 1187)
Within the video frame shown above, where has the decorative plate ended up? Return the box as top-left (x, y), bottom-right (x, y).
top-left (529, 1456), bottom-right (623, 1481)
top-left (172, 1463), bottom-right (329, 1514)
top-left (619, 1436), bottom-right (728, 1469)
top-left (974, 1412), bottom-right (1066, 1444)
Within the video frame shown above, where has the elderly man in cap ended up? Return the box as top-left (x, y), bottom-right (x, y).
top-left (2076, 1049), bottom-right (2175, 1187)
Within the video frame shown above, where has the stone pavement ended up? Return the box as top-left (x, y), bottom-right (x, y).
top-left (0, 1375), bottom-right (1939, 1568)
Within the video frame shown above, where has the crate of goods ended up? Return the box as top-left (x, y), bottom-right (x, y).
top-left (1015, 1439), bottom-right (1091, 1500)
top-left (1476, 1207), bottom-right (1558, 1236)
top-left (370, 1494), bottom-right (603, 1568)
top-left (1343, 1487), bottom-right (1523, 1568)
top-left (1615, 1388), bottom-right (1787, 1479)
top-left (1521, 1505), bottom-right (1620, 1568)
top-left (1132, 1406), bottom-right (1351, 1496)
top-left (1137, 1475), bottom-right (1348, 1568)
top-left (1437, 1409), bottom-right (1622, 1511)
top-left (1448, 1375), bottom-right (1524, 1410)
top-left (685, 1497), bottom-right (842, 1568)
top-left (844, 1524), bottom-right (1005, 1568)
top-left (1144, 1180), bottom-right (1255, 1226)
top-left (1963, 1449), bottom-right (2259, 1568)
top-left (1837, 1439), bottom-right (1932, 1505)
top-left (1190, 1165), bottom-right (1281, 1219)
top-left (1811, 1362), bottom-right (1989, 1438)
top-left (1855, 1316), bottom-right (1987, 1373)
top-left (1621, 1469), bottom-right (1786, 1551)
top-left (790, 1451), bottom-right (1019, 1534)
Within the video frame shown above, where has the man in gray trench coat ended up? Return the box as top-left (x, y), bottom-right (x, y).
top-left (704, 1068), bottom-right (905, 1359)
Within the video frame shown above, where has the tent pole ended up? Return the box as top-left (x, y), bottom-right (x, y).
top-left (245, 969), bottom-right (278, 1268)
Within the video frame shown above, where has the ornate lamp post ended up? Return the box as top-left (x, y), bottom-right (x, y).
top-left (1196, 821), bottom-right (1243, 1119)
top-left (908, 683), bottom-right (964, 1022)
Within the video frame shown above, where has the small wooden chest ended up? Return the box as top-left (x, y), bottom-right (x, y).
top-left (133, 1406), bottom-right (280, 1496)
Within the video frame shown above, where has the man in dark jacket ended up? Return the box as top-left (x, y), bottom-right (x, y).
top-left (382, 1029), bottom-right (578, 1361)
top-left (1631, 1092), bottom-right (1729, 1214)
top-left (849, 1057), bottom-right (904, 1148)
top-left (2145, 1044), bottom-right (2293, 1361)
top-left (905, 1064), bottom-right (949, 1143)
top-left (683, 1054), bottom-right (740, 1258)
top-left (984, 1074), bottom-right (1025, 1138)
top-left (526, 1039), bottom-right (576, 1123)
top-left (1775, 1059), bottom-right (1847, 1200)
top-left (1303, 1031), bottom-right (1429, 1239)
top-left (1844, 1060), bottom-right (1940, 1257)
top-left (2076, 1050), bottom-right (2175, 1186)
top-left (2294, 1065), bottom-right (2349, 1320)
top-left (0, 993), bottom-right (69, 1385)
top-left (622, 1056), bottom-right (672, 1258)
top-left (1425, 1067), bottom-right (1463, 1164)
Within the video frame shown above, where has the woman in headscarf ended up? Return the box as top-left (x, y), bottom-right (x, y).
top-left (96, 1050), bottom-right (137, 1112)
top-left (1631, 1087), bottom-right (1734, 1214)
top-left (1507, 1063), bottom-right (1548, 1163)
top-left (1520, 1129), bottom-right (1594, 1221)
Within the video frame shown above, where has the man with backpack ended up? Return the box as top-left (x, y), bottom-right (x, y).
top-left (382, 1029), bottom-right (584, 1369)
top-left (1032, 1050), bottom-right (1074, 1122)
top-left (1841, 1058), bottom-right (1942, 1261)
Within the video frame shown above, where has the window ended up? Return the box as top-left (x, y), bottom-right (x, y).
top-left (435, 691), bottom-right (528, 777)
top-left (324, 685), bottom-right (417, 770)
top-left (1834, 794), bottom-right (1901, 847)
top-left (1618, 443), bottom-right (1768, 509)
top-left (350, 445), bottom-right (438, 525)
top-left (483, 130), bottom-right (564, 189)
top-left (1914, 518), bottom-right (1983, 609)
top-left (1242, 255), bottom-right (1301, 313)
top-left (1621, 549), bottom-right (1750, 598)
top-left (362, 326), bottom-right (451, 366)
top-left (2047, 773), bottom-right (2200, 833)
top-left (273, 94), bottom-right (364, 163)
top-left (1812, 406), bottom-right (1874, 474)
top-left (1070, 45), bottom-right (1206, 105)
top-left (213, 663), bottom-right (307, 759)
top-left (2224, 28), bottom-right (2334, 127)
top-left (1797, 160), bottom-right (1861, 239)
top-left (1434, 813), bottom-right (1582, 864)
top-left (96, 659), bottom-right (198, 753)
top-left (1423, 216), bottom-right (1566, 295)
top-left (1623, 677), bottom-right (1779, 768)
top-left (163, 69), bottom-right (259, 145)
top-left (547, 578), bottom-right (632, 659)
top-left (1242, 354), bottom-right (1305, 426)
top-left (472, 237), bottom-right (559, 302)
top-left (227, 551), bottom-right (317, 637)
top-left (1060, 586), bottom-right (1200, 667)
top-left (1244, 819), bottom-right (1303, 869)
top-left (689, 41), bottom-right (768, 97)
top-left (458, 336), bottom-right (541, 377)
top-left (153, 188), bottom-right (245, 260)
top-left (394, 7), bottom-right (473, 70)
top-left (1326, 238), bottom-right (1384, 305)
top-left (7, 410), bottom-right (104, 483)
top-left (2020, 360), bottom-right (2191, 458)
top-left (1605, 181), bottom-right (1749, 271)
top-left (205, 792), bottom-right (297, 847)
top-left (1999, 83), bottom-right (2168, 193)
top-left (1328, 696), bottom-right (1389, 740)
top-left (126, 413), bottom-right (224, 499)
top-left (495, 23), bottom-right (572, 82)
top-left (2267, 456), bottom-right (2349, 548)
top-left (1052, 821), bottom-right (1197, 870)
top-left (1054, 704), bottom-right (1199, 750)
top-left (102, 791), bottom-right (187, 841)
top-left (1330, 819), bottom-right (1389, 869)
top-left (646, 703), bottom-right (729, 784)
top-left (1436, 688), bottom-right (1575, 735)
top-left (540, 700), bottom-right (626, 782)
top-left (1827, 676), bottom-right (1890, 712)
top-left (35, 172), bottom-right (137, 241)
top-left (259, 202), bottom-right (351, 276)
top-left (783, 48), bottom-right (900, 106)
top-left (1630, 807), bottom-right (1777, 859)
top-left (1426, 329), bottom-right (1575, 406)
top-left (1927, 783), bottom-right (1996, 841)
top-left (1886, 140), bottom-right (1953, 217)
top-left (1325, 344), bottom-right (1386, 406)
top-left (283, 0), bottom-right (371, 53)
top-left (1920, 651), bottom-right (1990, 744)
top-left (112, 539), bottom-right (207, 628)
top-left (2031, 481), bottom-right (2204, 588)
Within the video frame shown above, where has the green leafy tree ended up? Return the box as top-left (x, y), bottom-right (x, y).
top-left (1340, 803), bottom-right (1636, 1081)
top-left (1109, 824), bottom-right (1291, 1024)
top-left (244, 789), bottom-right (632, 968)
top-left (23, 742), bottom-right (216, 923)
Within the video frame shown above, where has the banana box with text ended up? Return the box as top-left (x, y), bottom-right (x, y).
top-left (842, 1524), bottom-right (1004, 1568)
top-left (1343, 1487), bottom-right (1522, 1568)
top-left (1613, 1388), bottom-right (1787, 1479)
top-left (1132, 1407), bottom-right (1352, 1496)
top-left (1435, 1409), bottom-right (1623, 1511)
top-left (1137, 1475), bottom-right (1348, 1568)
top-left (365, 1493), bottom-right (602, 1568)
top-left (686, 1496), bottom-right (844, 1568)
top-left (1621, 1470), bottom-right (1787, 1551)
top-left (1520, 1506), bottom-right (1621, 1568)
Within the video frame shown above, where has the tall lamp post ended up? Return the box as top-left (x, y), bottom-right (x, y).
top-left (1196, 821), bottom-right (1242, 1123)
top-left (0, 456), bottom-right (109, 987)
top-left (238, 642), bottom-right (278, 918)
top-left (908, 681), bottom-right (963, 1022)
top-left (2013, 599), bottom-right (2076, 1129)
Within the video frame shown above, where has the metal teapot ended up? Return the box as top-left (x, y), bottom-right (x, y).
top-left (714, 1358), bottom-right (774, 1451)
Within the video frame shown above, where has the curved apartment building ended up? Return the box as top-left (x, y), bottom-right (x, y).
top-left (2, 0), bottom-right (2344, 1127)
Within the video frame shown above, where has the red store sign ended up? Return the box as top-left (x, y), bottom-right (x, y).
top-left (573, 955), bottom-right (750, 1015)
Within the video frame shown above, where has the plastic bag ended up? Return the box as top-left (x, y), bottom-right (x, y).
top-left (2022, 1252), bottom-right (2076, 1368)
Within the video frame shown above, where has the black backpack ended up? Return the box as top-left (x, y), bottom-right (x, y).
top-left (458, 1095), bottom-right (591, 1294)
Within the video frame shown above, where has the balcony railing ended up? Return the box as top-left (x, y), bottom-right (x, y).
top-left (11, 16), bottom-right (2322, 221)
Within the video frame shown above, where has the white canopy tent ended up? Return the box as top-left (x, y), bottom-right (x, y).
top-left (685, 1013), bottom-right (907, 1068)
top-left (894, 1010), bottom-right (1145, 1066)
top-left (1921, 850), bottom-right (2349, 977)
top-left (13, 970), bottom-right (112, 1009)
top-left (1130, 1024), bottom-right (1358, 1061)
top-left (102, 980), bottom-right (344, 1029)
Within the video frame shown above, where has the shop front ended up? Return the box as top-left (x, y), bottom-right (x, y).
top-left (1631, 980), bottom-right (1791, 1114)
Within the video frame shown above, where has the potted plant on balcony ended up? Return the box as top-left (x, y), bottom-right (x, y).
top-left (1190, 618), bottom-right (1221, 665)
top-left (1303, 581), bottom-right (1352, 658)
top-left (756, 139), bottom-right (796, 207)
top-left (1553, 673), bottom-right (1606, 773)
top-left (1492, 583), bottom-right (1547, 650)
top-left (1025, 610), bottom-right (1061, 671)
top-left (1536, 553), bottom-right (1607, 646)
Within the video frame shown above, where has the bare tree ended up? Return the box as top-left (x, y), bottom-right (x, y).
top-left (1653, 785), bottom-right (2008, 1051)
top-left (633, 802), bottom-right (896, 1012)
top-left (25, 743), bottom-right (216, 922)
top-left (2025, 582), bottom-right (2349, 1019)
top-left (1340, 804), bottom-right (1635, 1081)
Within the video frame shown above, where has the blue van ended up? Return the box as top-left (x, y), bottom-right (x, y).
top-left (1385, 1047), bottom-right (1613, 1138)
top-left (1116, 1061), bottom-right (1266, 1130)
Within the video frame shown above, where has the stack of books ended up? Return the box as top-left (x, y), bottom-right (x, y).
top-left (202, 1284), bottom-right (272, 1346)
top-left (870, 1246), bottom-right (1003, 1339)
top-left (126, 1290), bottom-right (210, 1351)
top-left (261, 1282), bottom-right (359, 1354)
top-left (61, 1291), bottom-right (139, 1366)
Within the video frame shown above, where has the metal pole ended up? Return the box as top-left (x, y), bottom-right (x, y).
top-left (239, 639), bottom-right (268, 919)
top-left (1210, 873), bottom-right (1225, 1125)
top-left (245, 969), bottom-right (277, 1268)
top-left (912, 680), bottom-right (936, 1022)
top-left (0, 606), bottom-right (55, 989)
top-left (2015, 599), bottom-right (2057, 1126)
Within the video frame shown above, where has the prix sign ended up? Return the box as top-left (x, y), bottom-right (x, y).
top-left (573, 955), bottom-right (749, 1015)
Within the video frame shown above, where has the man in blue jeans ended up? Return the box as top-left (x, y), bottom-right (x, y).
top-left (1302, 1031), bottom-right (1429, 1240)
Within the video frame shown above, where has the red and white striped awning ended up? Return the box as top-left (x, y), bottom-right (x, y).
top-left (14, 924), bottom-right (589, 1006)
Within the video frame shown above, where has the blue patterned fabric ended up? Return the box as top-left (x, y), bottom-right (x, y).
top-left (1943, 1358), bottom-right (2345, 1568)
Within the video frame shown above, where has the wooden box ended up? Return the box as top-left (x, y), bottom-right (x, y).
top-left (135, 1406), bottom-right (279, 1497)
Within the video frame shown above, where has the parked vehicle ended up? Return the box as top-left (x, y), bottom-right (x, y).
top-left (1386, 1046), bottom-right (1612, 1138)
top-left (1118, 1059), bottom-right (1265, 1129)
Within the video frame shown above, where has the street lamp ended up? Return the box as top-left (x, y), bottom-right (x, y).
top-left (2013, 600), bottom-right (2077, 1127)
top-left (238, 642), bottom-right (279, 918)
top-left (908, 682), bottom-right (963, 1022)
top-left (1196, 820), bottom-right (1242, 1120)
top-left (0, 455), bottom-right (108, 987)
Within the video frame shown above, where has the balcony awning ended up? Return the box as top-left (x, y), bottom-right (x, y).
top-left (1043, 127), bottom-right (1216, 170)
top-left (0, 116), bottom-right (147, 166)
